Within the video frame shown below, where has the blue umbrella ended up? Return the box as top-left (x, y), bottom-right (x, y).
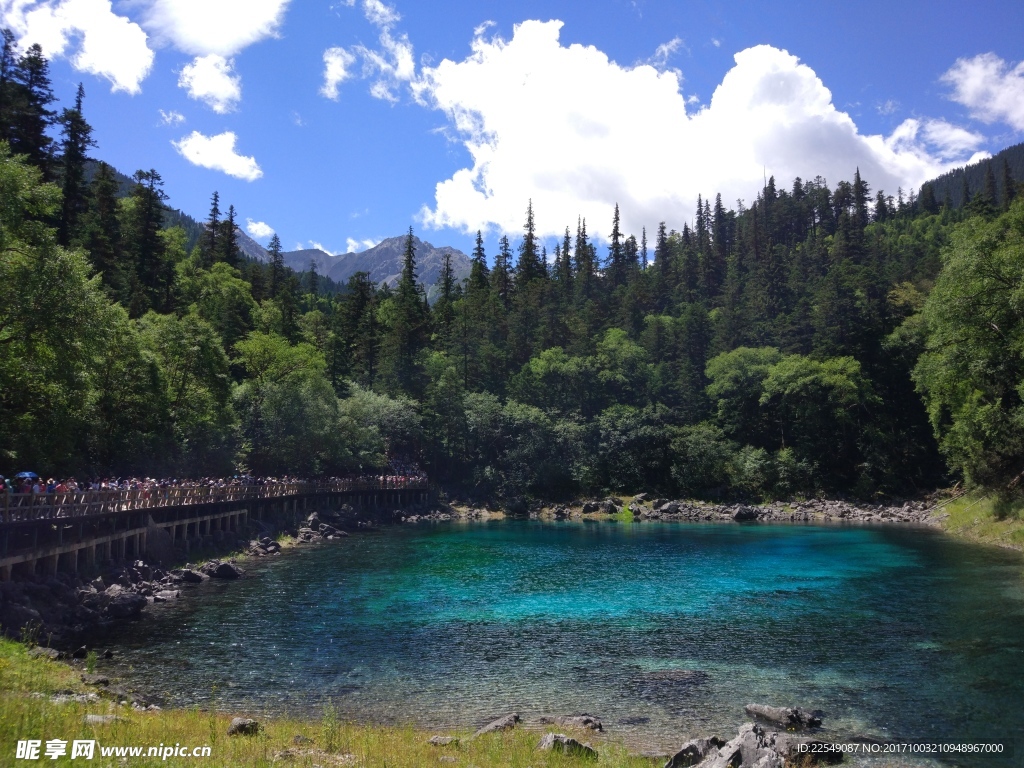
top-left (14, 471), bottom-right (39, 480)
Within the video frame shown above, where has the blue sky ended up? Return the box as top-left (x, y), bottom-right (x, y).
top-left (3, 0), bottom-right (1023, 259)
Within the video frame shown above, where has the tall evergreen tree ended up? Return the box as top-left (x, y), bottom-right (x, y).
top-left (267, 233), bottom-right (285, 298)
top-left (515, 200), bottom-right (544, 286)
top-left (203, 191), bottom-right (220, 266)
top-left (218, 203), bottom-right (239, 267)
top-left (9, 43), bottom-right (56, 175)
top-left (57, 83), bottom-right (94, 247)
top-left (469, 229), bottom-right (489, 291)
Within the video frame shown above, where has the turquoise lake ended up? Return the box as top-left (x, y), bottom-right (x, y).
top-left (106, 520), bottom-right (1024, 759)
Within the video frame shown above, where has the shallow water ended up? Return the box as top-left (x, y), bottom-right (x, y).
top-left (106, 520), bottom-right (1024, 759)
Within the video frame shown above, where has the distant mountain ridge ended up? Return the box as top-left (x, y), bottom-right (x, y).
top-left (238, 230), bottom-right (472, 302)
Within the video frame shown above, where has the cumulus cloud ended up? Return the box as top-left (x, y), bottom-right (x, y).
top-left (172, 130), bottom-right (263, 181)
top-left (345, 237), bottom-right (378, 252)
top-left (139, 0), bottom-right (290, 56)
top-left (159, 108), bottom-right (185, 125)
top-left (246, 218), bottom-right (274, 239)
top-left (178, 54), bottom-right (241, 113)
top-left (321, 46), bottom-right (357, 99)
top-left (941, 53), bottom-right (1024, 132)
top-left (4, 0), bottom-right (153, 93)
top-left (416, 21), bottom-right (978, 238)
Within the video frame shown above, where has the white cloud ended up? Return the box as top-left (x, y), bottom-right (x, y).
top-left (320, 46), bottom-right (356, 99)
top-left (159, 108), bottom-right (184, 125)
top-left (139, 0), bottom-right (290, 56)
top-left (941, 53), bottom-right (1024, 132)
top-left (416, 22), bottom-right (977, 238)
top-left (921, 119), bottom-right (985, 156)
top-left (326, 0), bottom-right (416, 102)
top-left (361, 0), bottom-right (399, 28)
top-left (178, 54), bottom-right (241, 113)
top-left (474, 20), bottom-right (496, 37)
top-left (345, 237), bottom-right (379, 252)
top-left (711, 38), bottom-right (721, 48)
top-left (650, 37), bottom-right (684, 67)
top-left (309, 241), bottom-right (337, 255)
top-left (5, 0), bottom-right (153, 93)
top-left (246, 218), bottom-right (274, 239)
top-left (877, 99), bottom-right (899, 115)
top-left (172, 130), bottom-right (263, 181)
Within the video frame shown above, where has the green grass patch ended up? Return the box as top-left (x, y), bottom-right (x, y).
top-left (615, 505), bottom-right (635, 523)
top-left (0, 637), bottom-right (662, 766)
top-left (938, 493), bottom-right (1024, 549)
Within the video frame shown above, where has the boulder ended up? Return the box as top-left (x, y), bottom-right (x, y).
top-left (664, 736), bottom-right (725, 768)
top-left (104, 592), bottom-right (146, 619)
top-left (733, 507), bottom-right (759, 522)
top-left (772, 734), bottom-right (843, 765)
top-left (173, 569), bottom-right (206, 584)
top-left (474, 713), bottom-right (520, 736)
top-left (227, 717), bottom-right (260, 736)
top-left (210, 562), bottom-right (244, 580)
top-left (85, 714), bottom-right (124, 725)
top-left (153, 590), bottom-right (181, 603)
top-left (81, 674), bottom-right (109, 686)
top-left (28, 647), bottom-right (65, 661)
top-left (536, 733), bottom-right (598, 760)
top-left (744, 703), bottom-right (822, 730)
top-left (427, 736), bottom-right (459, 746)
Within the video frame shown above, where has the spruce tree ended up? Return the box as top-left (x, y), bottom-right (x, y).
top-left (10, 43), bottom-right (56, 175)
top-left (469, 229), bottom-right (490, 291)
top-left (267, 233), bottom-right (285, 298)
top-left (218, 204), bottom-right (239, 267)
top-left (1003, 158), bottom-right (1017, 210)
top-left (515, 200), bottom-right (544, 286)
top-left (203, 191), bottom-right (220, 266)
top-left (58, 83), bottom-right (95, 246)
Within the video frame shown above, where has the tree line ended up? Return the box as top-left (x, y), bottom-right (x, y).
top-left (2, 38), bottom-right (1022, 502)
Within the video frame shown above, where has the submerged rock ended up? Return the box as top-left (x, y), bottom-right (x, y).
top-left (744, 703), bottom-right (822, 729)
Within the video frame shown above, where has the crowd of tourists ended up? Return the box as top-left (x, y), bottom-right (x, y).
top-left (0, 466), bottom-right (429, 501)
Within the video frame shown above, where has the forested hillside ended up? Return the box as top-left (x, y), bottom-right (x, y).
top-left (2, 38), bottom-right (1022, 502)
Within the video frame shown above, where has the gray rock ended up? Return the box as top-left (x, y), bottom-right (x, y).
top-left (536, 733), bottom-right (598, 760)
top-left (427, 736), bottom-right (459, 746)
top-left (84, 714), bottom-right (124, 724)
top-left (174, 569), bottom-right (206, 583)
top-left (227, 717), bottom-right (260, 736)
top-left (744, 703), bottom-right (822, 729)
top-left (81, 674), bottom-right (109, 686)
top-left (28, 647), bottom-right (64, 661)
top-left (153, 590), bottom-right (181, 602)
top-left (664, 736), bottom-right (725, 768)
top-left (104, 592), bottom-right (146, 619)
top-left (733, 507), bottom-right (759, 522)
top-left (773, 734), bottom-right (843, 765)
top-left (473, 712), bottom-right (520, 736)
top-left (211, 562), bottom-right (244, 579)
top-left (292, 734), bottom-right (313, 745)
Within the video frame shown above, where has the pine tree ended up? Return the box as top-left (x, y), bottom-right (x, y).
top-left (203, 191), bottom-right (220, 266)
top-left (606, 203), bottom-right (625, 286)
top-left (218, 204), bottom-right (239, 267)
top-left (81, 161), bottom-right (122, 296)
top-left (267, 233), bottom-right (285, 298)
top-left (494, 235), bottom-right (513, 305)
top-left (58, 83), bottom-right (95, 247)
top-left (641, 227), bottom-right (648, 271)
top-left (9, 43), bottom-right (56, 175)
top-left (1003, 158), bottom-right (1017, 210)
top-left (126, 169), bottom-right (170, 315)
top-left (515, 200), bottom-right (544, 286)
top-left (574, 218), bottom-right (595, 299)
top-left (0, 29), bottom-right (17, 144)
top-left (307, 257), bottom-right (319, 304)
top-left (469, 229), bottom-right (489, 291)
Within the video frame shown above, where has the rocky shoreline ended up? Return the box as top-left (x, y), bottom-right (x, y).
top-left (408, 494), bottom-right (941, 526)
top-left (0, 504), bottom-right (366, 650)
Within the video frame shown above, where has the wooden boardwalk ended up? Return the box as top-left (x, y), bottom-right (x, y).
top-left (1, 479), bottom-right (428, 525)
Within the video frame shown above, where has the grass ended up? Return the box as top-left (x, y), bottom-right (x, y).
top-left (0, 638), bottom-right (663, 767)
top-left (935, 493), bottom-right (1024, 550)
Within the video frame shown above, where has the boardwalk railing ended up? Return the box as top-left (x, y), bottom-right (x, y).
top-left (1, 479), bottom-right (428, 524)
